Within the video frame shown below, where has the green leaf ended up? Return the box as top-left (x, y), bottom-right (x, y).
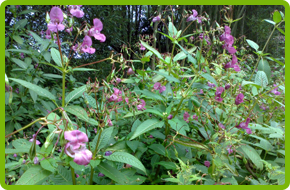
top-left (16, 165), bottom-right (52, 185)
top-left (273, 10), bottom-right (282, 23)
top-left (201, 73), bottom-right (218, 87)
top-left (5, 149), bottom-right (30, 154)
top-left (42, 73), bottom-right (63, 79)
top-left (51, 48), bottom-right (63, 67)
top-left (246, 39), bottom-right (259, 51)
top-left (15, 19), bottom-right (28, 30)
top-left (153, 71), bottom-right (180, 83)
top-left (173, 139), bottom-right (209, 151)
top-left (276, 27), bottom-right (285, 35)
top-left (72, 68), bottom-right (98, 72)
top-left (143, 109), bottom-right (163, 117)
top-left (91, 127), bottom-right (114, 150)
top-left (241, 81), bottom-right (261, 88)
top-left (50, 166), bottom-right (72, 185)
top-left (28, 31), bottom-right (43, 43)
top-left (29, 89), bottom-right (38, 103)
top-left (10, 78), bottom-right (56, 101)
top-left (90, 160), bottom-right (101, 168)
top-left (123, 111), bottom-right (145, 118)
top-left (176, 43), bottom-right (197, 66)
top-left (64, 105), bottom-right (88, 122)
top-left (97, 162), bottom-right (129, 185)
top-left (19, 9), bottom-right (39, 15)
top-left (255, 71), bottom-right (268, 88)
top-left (12, 139), bottom-right (33, 149)
top-left (7, 49), bottom-right (32, 54)
top-left (264, 19), bottom-right (276, 25)
top-left (155, 161), bottom-right (177, 170)
top-left (140, 41), bottom-right (165, 62)
top-left (40, 159), bottom-right (56, 173)
top-left (65, 85), bottom-right (86, 105)
top-left (257, 58), bottom-right (271, 80)
top-left (238, 145), bottom-right (263, 170)
top-left (11, 58), bottom-right (28, 69)
top-left (83, 92), bottom-right (97, 109)
top-left (13, 35), bottom-right (23, 44)
top-left (104, 152), bottom-right (147, 174)
top-left (43, 52), bottom-right (51, 62)
top-left (168, 22), bottom-right (177, 38)
top-left (69, 160), bottom-right (85, 171)
top-left (130, 119), bottom-right (164, 140)
top-left (149, 144), bottom-right (165, 156)
top-left (140, 89), bottom-right (163, 101)
top-left (105, 141), bottom-right (129, 152)
top-left (126, 140), bottom-right (139, 152)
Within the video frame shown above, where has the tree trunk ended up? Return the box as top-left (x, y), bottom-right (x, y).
top-left (232, 5), bottom-right (245, 37)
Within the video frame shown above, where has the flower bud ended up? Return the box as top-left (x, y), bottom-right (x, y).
top-left (105, 151), bottom-right (112, 156)
top-left (29, 138), bottom-right (37, 161)
top-left (127, 68), bottom-right (135, 76)
top-left (44, 129), bottom-right (57, 148)
top-left (34, 156), bottom-right (39, 164)
top-left (45, 12), bottom-right (50, 23)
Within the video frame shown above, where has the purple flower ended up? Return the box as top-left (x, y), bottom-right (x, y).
top-left (220, 26), bottom-right (236, 55)
top-left (149, 135), bottom-right (154, 138)
top-left (167, 114), bottom-right (173, 120)
top-left (152, 15), bottom-right (161, 22)
top-left (137, 99), bottom-right (146, 111)
top-left (236, 118), bottom-right (252, 134)
top-left (47, 7), bottom-right (65, 32)
top-left (192, 115), bottom-right (198, 121)
top-left (224, 55), bottom-right (240, 71)
top-left (208, 82), bottom-right (216, 88)
top-left (105, 151), bottom-right (112, 156)
top-left (127, 67), bottom-right (135, 75)
top-left (107, 118), bottom-right (113, 126)
top-left (200, 89), bottom-right (204, 94)
top-left (45, 29), bottom-right (51, 39)
top-left (13, 154), bottom-right (17, 158)
top-left (34, 157), bottom-right (39, 164)
top-left (116, 78), bottom-right (121, 84)
top-left (80, 36), bottom-right (95, 54)
top-left (153, 82), bottom-right (166, 93)
top-left (98, 172), bottom-right (105, 177)
top-left (204, 161), bottom-right (210, 168)
top-left (76, 174), bottom-right (80, 178)
top-left (15, 88), bottom-right (19, 94)
top-left (94, 128), bottom-right (97, 134)
top-left (215, 96), bottom-right (223, 102)
top-left (271, 84), bottom-right (281, 95)
top-left (29, 134), bottom-right (41, 145)
top-left (186, 9), bottom-right (198, 22)
top-left (235, 93), bottom-right (244, 105)
top-left (159, 86), bottom-right (166, 93)
top-left (218, 123), bottom-right (225, 129)
top-left (66, 26), bottom-right (73, 34)
top-left (227, 145), bottom-right (233, 154)
top-left (69, 5), bottom-right (84, 18)
top-left (20, 53), bottom-right (24, 59)
top-left (88, 18), bottom-right (106, 42)
top-left (225, 83), bottom-right (231, 90)
top-left (183, 112), bottom-right (190, 123)
top-left (34, 63), bottom-right (39, 69)
top-left (199, 33), bottom-right (211, 45)
top-left (215, 87), bottom-right (224, 97)
top-left (22, 160), bottom-right (26, 164)
top-left (140, 43), bottom-right (146, 51)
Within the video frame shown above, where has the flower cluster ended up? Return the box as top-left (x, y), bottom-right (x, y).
top-left (186, 9), bottom-right (202, 23)
top-left (235, 93), bottom-right (244, 105)
top-left (152, 15), bottom-right (161, 23)
top-left (183, 112), bottom-right (198, 123)
top-left (236, 118), bottom-right (252, 134)
top-left (208, 82), bottom-right (216, 88)
top-left (153, 82), bottom-right (166, 93)
top-left (215, 87), bottom-right (224, 102)
top-left (29, 134), bottom-right (41, 145)
top-left (64, 130), bottom-right (92, 165)
top-left (68, 5), bottom-right (84, 18)
top-left (271, 84), bottom-right (281, 95)
top-left (108, 88), bottom-right (123, 102)
top-left (137, 99), bottom-right (146, 111)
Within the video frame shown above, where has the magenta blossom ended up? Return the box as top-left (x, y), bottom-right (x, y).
top-left (47, 7), bottom-right (65, 32)
top-left (183, 112), bottom-right (190, 123)
top-left (88, 18), bottom-right (106, 42)
top-left (271, 84), bottom-right (281, 95)
top-left (66, 26), bottom-right (73, 34)
top-left (69, 5), bottom-right (84, 18)
top-left (137, 99), bottom-right (146, 111)
top-left (105, 151), bottom-right (112, 156)
top-left (152, 15), bottom-right (161, 22)
top-left (98, 172), bottom-right (105, 177)
top-left (224, 55), bottom-right (240, 72)
top-left (13, 154), bottom-right (17, 158)
top-left (208, 82), bottom-right (216, 88)
top-left (116, 78), bottom-right (121, 84)
top-left (218, 123), bottom-right (225, 129)
top-left (186, 9), bottom-right (198, 22)
top-left (20, 53), bottom-right (24, 59)
top-left (199, 33), bottom-right (211, 45)
top-left (45, 29), bottom-right (51, 39)
top-left (215, 87), bottom-right (224, 97)
top-left (225, 83), bottom-right (231, 90)
top-left (29, 134), bottom-right (41, 145)
top-left (80, 36), bottom-right (95, 54)
top-left (204, 161), bottom-right (210, 168)
top-left (236, 118), bottom-right (252, 134)
top-left (107, 118), bottom-right (113, 126)
top-left (192, 115), bottom-right (198, 121)
top-left (235, 93), bottom-right (244, 105)
top-left (140, 43), bottom-right (146, 51)
top-left (127, 67), bottom-right (135, 75)
top-left (153, 82), bottom-right (166, 93)
top-left (227, 145), bottom-right (233, 154)
top-left (167, 114), bottom-right (173, 120)
top-left (220, 26), bottom-right (236, 55)
top-left (34, 157), bottom-right (39, 164)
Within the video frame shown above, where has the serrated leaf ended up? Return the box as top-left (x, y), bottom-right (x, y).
top-left (51, 48), bottom-right (62, 67)
top-left (255, 71), bottom-right (268, 88)
top-left (11, 58), bottom-right (28, 69)
top-left (5, 149), bottom-right (30, 154)
top-left (143, 109), bottom-right (163, 117)
top-left (201, 73), bottom-right (218, 86)
top-left (257, 58), bottom-right (271, 80)
top-left (168, 22), bottom-right (177, 38)
top-left (130, 119), bottom-right (164, 140)
top-left (40, 159), bottom-right (56, 173)
top-left (176, 43), bottom-right (197, 66)
top-left (83, 92), bottom-right (97, 109)
top-left (65, 85), bottom-right (86, 105)
top-left (29, 31), bottom-right (43, 43)
top-left (10, 78), bottom-right (56, 101)
top-left (104, 152), bottom-right (147, 174)
top-left (149, 144), bottom-right (165, 156)
top-left (29, 89), bottom-right (38, 103)
top-left (7, 49), bottom-right (32, 54)
top-left (19, 9), bottom-right (38, 15)
top-left (69, 160), bottom-right (85, 171)
top-left (126, 141), bottom-right (139, 152)
top-left (43, 52), bottom-right (51, 62)
top-left (90, 160), bottom-right (100, 168)
top-left (50, 166), bottom-right (72, 185)
top-left (173, 139), bottom-right (209, 151)
top-left (16, 165), bottom-right (52, 185)
top-left (238, 145), bottom-right (263, 170)
top-left (13, 35), bottom-right (23, 44)
top-left (42, 73), bottom-right (63, 79)
top-left (98, 162), bottom-right (129, 185)
top-left (123, 111), bottom-right (144, 118)
top-left (140, 89), bottom-right (163, 101)
top-left (246, 39), bottom-right (259, 51)
top-left (64, 105), bottom-right (88, 122)
top-left (15, 19), bottom-right (28, 30)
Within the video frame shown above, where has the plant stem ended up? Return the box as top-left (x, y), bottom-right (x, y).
top-left (93, 126), bottom-right (103, 159)
top-left (89, 165), bottom-right (94, 185)
top-left (70, 166), bottom-right (76, 185)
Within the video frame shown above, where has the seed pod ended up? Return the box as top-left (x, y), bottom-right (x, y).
top-left (44, 129), bottom-right (57, 149)
top-left (29, 139), bottom-right (37, 161)
top-left (243, 157), bottom-right (247, 164)
top-left (45, 12), bottom-right (50, 23)
top-left (60, 131), bottom-right (66, 147)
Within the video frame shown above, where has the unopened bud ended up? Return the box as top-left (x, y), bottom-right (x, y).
top-left (45, 12), bottom-right (50, 23)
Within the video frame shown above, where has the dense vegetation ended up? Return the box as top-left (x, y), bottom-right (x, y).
top-left (5, 5), bottom-right (285, 185)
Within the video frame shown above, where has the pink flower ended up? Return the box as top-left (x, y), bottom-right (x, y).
top-left (116, 78), bottom-right (121, 84)
top-left (167, 114), bottom-right (173, 120)
top-left (227, 145), bottom-right (233, 154)
top-left (140, 43), bottom-right (146, 51)
top-left (73, 149), bottom-right (92, 165)
top-left (45, 29), bottom-right (51, 39)
top-left (153, 82), bottom-right (166, 93)
top-left (34, 157), bottom-right (39, 164)
top-left (64, 130), bottom-right (88, 146)
top-left (80, 36), bottom-right (95, 54)
top-left (69, 5), bottom-right (84, 18)
top-left (236, 118), bottom-right (252, 134)
top-left (29, 134), bottom-right (41, 145)
top-left (152, 15), bottom-right (161, 22)
top-left (127, 67), bottom-right (135, 75)
top-left (66, 26), bottom-right (73, 34)
top-left (47, 7), bottom-right (65, 32)
top-left (204, 161), bottom-right (210, 168)
top-left (107, 118), bottom-right (113, 126)
top-left (137, 99), bottom-right (146, 111)
top-left (192, 115), bottom-right (198, 121)
top-left (88, 18), bottom-right (106, 42)
top-left (183, 112), bottom-right (190, 123)
top-left (186, 9), bottom-right (198, 22)
top-left (271, 84), bottom-right (281, 95)
top-left (218, 123), bottom-right (225, 129)
top-left (20, 53), bottom-right (24, 59)
top-left (235, 93), bottom-right (244, 105)
top-left (125, 97), bottom-right (129, 104)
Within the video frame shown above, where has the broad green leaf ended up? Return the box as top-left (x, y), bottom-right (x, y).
top-left (13, 35), bottom-right (23, 44)
top-left (11, 58), bottom-right (28, 69)
top-left (201, 73), bottom-right (218, 86)
top-left (16, 165), bottom-right (52, 185)
top-left (7, 49), bottom-right (32, 54)
top-left (51, 48), bottom-right (62, 67)
top-left (149, 144), bottom-right (165, 156)
top-left (72, 68), bottom-right (98, 72)
top-left (173, 139), bottom-right (209, 151)
top-left (91, 127), bottom-right (114, 150)
top-left (5, 149), bottom-right (30, 154)
top-left (83, 92), bottom-right (97, 109)
top-left (104, 152), bottom-right (147, 174)
top-left (153, 71), bottom-right (180, 83)
top-left (238, 145), bottom-right (263, 170)
top-left (121, 78), bottom-right (135, 83)
top-left (276, 27), bottom-right (285, 35)
top-left (65, 85), bottom-right (86, 104)
top-left (15, 19), bottom-right (28, 30)
top-left (90, 160), bottom-right (101, 168)
top-left (168, 22), bottom-right (177, 38)
top-left (43, 52), bottom-right (51, 62)
top-left (87, 118), bottom-right (99, 126)
top-left (42, 73), bottom-right (63, 79)
top-left (257, 58), bottom-right (271, 80)
top-left (155, 161), bottom-right (177, 170)
top-left (130, 119), bottom-right (164, 140)
top-left (69, 160), bottom-right (85, 171)
top-left (40, 159), bottom-right (56, 173)
top-left (241, 81), bottom-right (261, 88)
top-left (98, 162), bottom-right (129, 184)
top-left (19, 9), bottom-right (39, 15)
top-left (29, 89), bottom-right (38, 103)
top-left (143, 109), bottom-right (163, 117)
top-left (12, 139), bottom-right (33, 149)
top-left (64, 105), bottom-right (88, 122)
top-left (264, 19), bottom-right (276, 25)
top-left (246, 39), bottom-right (259, 51)
top-left (28, 31), bottom-right (43, 43)
top-left (140, 89), bottom-right (163, 101)
top-left (255, 71), bottom-right (268, 88)
top-left (10, 78), bottom-right (56, 101)
top-left (140, 41), bottom-right (165, 62)
top-left (105, 141), bottom-right (129, 152)
top-left (126, 140), bottom-right (139, 152)
top-left (273, 10), bottom-right (282, 23)
top-left (176, 43), bottom-right (197, 66)
top-left (50, 166), bottom-right (72, 185)
top-left (123, 111), bottom-right (144, 118)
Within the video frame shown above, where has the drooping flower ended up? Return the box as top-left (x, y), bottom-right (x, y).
top-left (66, 26), bottom-right (73, 34)
top-left (69, 5), bottom-right (84, 18)
top-left (140, 43), bottom-right (146, 51)
top-left (154, 82), bottom-right (161, 90)
top-left (224, 55), bottom-right (240, 72)
top-left (116, 78), bottom-right (121, 84)
top-left (199, 33), bottom-right (211, 45)
top-left (227, 145), bottom-right (233, 154)
top-left (236, 118), bottom-right (252, 134)
top-left (159, 86), bottom-right (166, 93)
top-left (218, 123), bottom-right (225, 129)
top-left (80, 36), bottom-right (95, 54)
top-left (20, 53), bottom-right (24, 59)
top-left (105, 151), bottom-right (112, 156)
top-left (167, 114), bottom-right (173, 120)
top-left (152, 15), bottom-right (161, 22)
top-left (127, 67), bottom-right (135, 75)
top-left (107, 118), bottom-right (113, 126)
top-left (88, 18), bottom-right (106, 42)
top-left (192, 115), bottom-right (198, 121)
top-left (29, 134), bottom-right (41, 145)
top-left (204, 161), bottom-right (210, 168)
top-left (200, 89), bottom-right (204, 94)
top-left (186, 9), bottom-right (198, 22)
top-left (76, 174), bottom-right (80, 178)
top-left (220, 25), bottom-right (236, 55)
top-left (225, 83), bottom-right (231, 90)
top-left (235, 93), bottom-right (244, 105)
top-left (98, 172), bottom-right (105, 177)
top-left (208, 82), bottom-right (216, 88)
top-left (183, 112), bottom-right (190, 123)
top-left (64, 130), bottom-right (88, 146)
top-left (149, 135), bottom-right (154, 138)
top-left (34, 157), bottom-right (39, 164)
top-left (215, 87), bottom-right (224, 97)
top-left (137, 99), bottom-right (146, 111)
top-left (47, 7), bottom-right (65, 32)
top-left (13, 154), bottom-right (17, 158)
